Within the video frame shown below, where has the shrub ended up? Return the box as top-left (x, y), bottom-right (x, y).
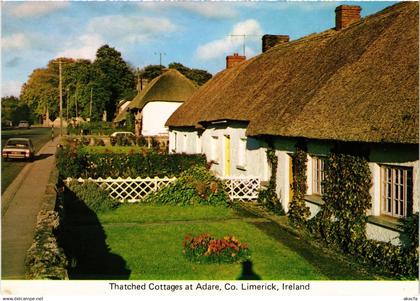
top-left (67, 181), bottom-right (119, 213)
top-left (56, 145), bottom-right (87, 179)
top-left (145, 166), bottom-right (229, 206)
top-left (182, 233), bottom-right (251, 264)
top-left (56, 145), bottom-right (207, 179)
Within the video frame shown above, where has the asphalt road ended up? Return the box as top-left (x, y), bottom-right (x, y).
top-left (1, 127), bottom-right (56, 193)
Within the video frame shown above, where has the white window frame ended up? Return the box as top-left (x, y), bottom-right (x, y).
top-left (311, 156), bottom-right (326, 195)
top-left (237, 137), bottom-right (247, 170)
top-left (381, 165), bottom-right (412, 218)
top-left (211, 136), bottom-right (220, 163)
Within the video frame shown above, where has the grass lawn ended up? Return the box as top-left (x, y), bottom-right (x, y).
top-left (62, 201), bottom-right (377, 280)
top-left (1, 127), bottom-right (56, 193)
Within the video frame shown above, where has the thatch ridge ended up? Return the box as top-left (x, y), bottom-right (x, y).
top-left (166, 2), bottom-right (418, 144)
top-left (129, 69), bottom-right (197, 110)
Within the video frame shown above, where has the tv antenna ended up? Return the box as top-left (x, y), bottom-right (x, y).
top-left (229, 34), bottom-right (262, 56)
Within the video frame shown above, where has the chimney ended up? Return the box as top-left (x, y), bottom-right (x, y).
top-left (262, 35), bottom-right (289, 52)
top-left (335, 5), bottom-right (361, 30)
top-left (226, 53), bottom-right (246, 69)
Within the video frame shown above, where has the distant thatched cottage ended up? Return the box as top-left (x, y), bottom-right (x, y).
top-left (166, 3), bottom-right (419, 244)
top-left (128, 69), bottom-right (197, 139)
top-left (113, 99), bottom-right (132, 127)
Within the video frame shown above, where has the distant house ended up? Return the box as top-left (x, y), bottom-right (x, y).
top-left (128, 69), bottom-right (197, 143)
top-left (166, 3), bottom-right (419, 244)
top-left (113, 99), bottom-right (132, 127)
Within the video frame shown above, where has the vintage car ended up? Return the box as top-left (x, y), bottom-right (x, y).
top-left (2, 138), bottom-right (35, 161)
top-left (109, 131), bottom-right (136, 146)
top-left (17, 121), bottom-right (31, 129)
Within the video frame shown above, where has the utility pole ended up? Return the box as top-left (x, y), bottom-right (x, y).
top-left (59, 60), bottom-right (63, 136)
top-left (90, 87), bottom-right (93, 121)
top-left (229, 34), bottom-right (262, 56)
top-left (66, 87), bottom-right (69, 121)
top-left (154, 52), bottom-right (166, 68)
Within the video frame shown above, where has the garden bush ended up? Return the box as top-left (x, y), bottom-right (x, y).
top-left (56, 145), bottom-right (207, 179)
top-left (67, 121), bottom-right (116, 136)
top-left (144, 166), bottom-right (229, 206)
top-left (67, 181), bottom-right (119, 213)
top-left (182, 233), bottom-right (251, 264)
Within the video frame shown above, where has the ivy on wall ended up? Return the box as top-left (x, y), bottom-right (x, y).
top-left (306, 152), bottom-right (418, 278)
top-left (288, 147), bottom-right (310, 226)
top-left (257, 148), bottom-right (285, 215)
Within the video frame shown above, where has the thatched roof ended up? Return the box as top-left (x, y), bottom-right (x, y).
top-left (167, 2), bottom-right (419, 144)
top-left (128, 69), bottom-right (197, 110)
top-left (114, 110), bottom-right (127, 123)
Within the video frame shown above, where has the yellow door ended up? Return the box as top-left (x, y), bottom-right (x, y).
top-left (224, 135), bottom-right (231, 176)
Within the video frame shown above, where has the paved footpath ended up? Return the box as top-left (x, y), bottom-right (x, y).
top-left (2, 138), bottom-right (59, 279)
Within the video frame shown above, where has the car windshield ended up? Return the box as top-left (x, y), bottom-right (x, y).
top-left (5, 140), bottom-right (29, 148)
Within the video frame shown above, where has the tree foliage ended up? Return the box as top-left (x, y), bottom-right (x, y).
top-left (1, 96), bottom-right (32, 125)
top-left (168, 62), bottom-right (212, 86)
top-left (20, 45), bottom-right (136, 122)
top-left (138, 62), bottom-right (212, 86)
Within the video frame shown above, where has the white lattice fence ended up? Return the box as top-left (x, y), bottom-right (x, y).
top-left (65, 176), bottom-right (261, 203)
top-left (64, 176), bottom-right (176, 203)
top-left (220, 177), bottom-right (261, 202)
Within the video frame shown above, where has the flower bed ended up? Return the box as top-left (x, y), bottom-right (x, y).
top-left (182, 233), bottom-right (251, 263)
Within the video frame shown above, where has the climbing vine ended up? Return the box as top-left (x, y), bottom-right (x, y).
top-left (257, 148), bottom-right (285, 215)
top-left (306, 152), bottom-right (418, 278)
top-left (308, 153), bottom-right (371, 251)
top-left (288, 147), bottom-right (310, 226)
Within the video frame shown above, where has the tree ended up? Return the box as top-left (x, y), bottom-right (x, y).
top-left (138, 63), bottom-right (212, 86)
top-left (20, 57), bottom-right (75, 121)
top-left (92, 45), bottom-right (136, 121)
top-left (168, 62), bottom-right (212, 86)
top-left (139, 64), bottom-right (165, 81)
top-left (1, 96), bottom-right (32, 125)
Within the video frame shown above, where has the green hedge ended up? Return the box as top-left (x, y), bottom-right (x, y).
top-left (67, 121), bottom-right (122, 136)
top-left (56, 145), bottom-right (207, 179)
top-left (144, 166), bottom-right (229, 206)
top-left (67, 181), bottom-right (119, 213)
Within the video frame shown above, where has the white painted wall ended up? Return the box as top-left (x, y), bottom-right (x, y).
top-left (200, 123), bottom-right (269, 180)
top-left (169, 128), bottom-right (201, 154)
top-left (142, 102), bottom-right (183, 137)
top-left (366, 223), bottom-right (401, 246)
top-left (169, 122), bottom-right (269, 180)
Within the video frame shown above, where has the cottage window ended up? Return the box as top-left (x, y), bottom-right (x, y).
top-left (211, 136), bottom-right (220, 163)
top-left (237, 138), bottom-right (247, 168)
top-left (312, 156), bottom-right (326, 195)
top-left (381, 165), bottom-right (413, 218)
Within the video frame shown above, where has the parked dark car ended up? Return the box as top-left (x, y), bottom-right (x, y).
top-left (2, 138), bottom-right (35, 161)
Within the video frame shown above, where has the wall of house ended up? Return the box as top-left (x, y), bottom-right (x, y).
top-left (201, 122), bottom-right (269, 180)
top-left (169, 128), bottom-right (201, 155)
top-left (142, 102), bottom-right (183, 137)
top-left (272, 137), bottom-right (418, 245)
top-left (169, 122), bottom-right (269, 180)
top-left (366, 223), bottom-right (401, 246)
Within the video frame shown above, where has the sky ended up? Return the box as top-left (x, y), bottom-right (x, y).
top-left (1, 1), bottom-right (396, 98)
